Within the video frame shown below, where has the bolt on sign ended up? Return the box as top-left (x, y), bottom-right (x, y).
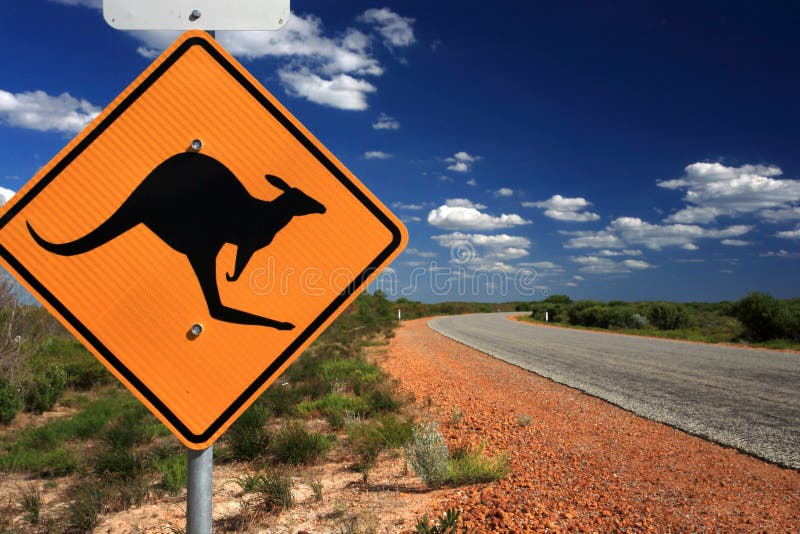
top-left (0, 31), bottom-right (407, 449)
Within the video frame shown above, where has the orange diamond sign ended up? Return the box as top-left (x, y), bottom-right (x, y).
top-left (0, 31), bottom-right (407, 449)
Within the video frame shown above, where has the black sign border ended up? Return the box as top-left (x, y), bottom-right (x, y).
top-left (0, 35), bottom-right (404, 444)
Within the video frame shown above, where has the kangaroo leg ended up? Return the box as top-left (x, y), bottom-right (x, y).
top-left (187, 251), bottom-right (295, 330)
top-left (225, 243), bottom-right (259, 282)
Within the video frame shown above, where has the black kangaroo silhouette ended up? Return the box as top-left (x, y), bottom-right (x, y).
top-left (26, 152), bottom-right (326, 330)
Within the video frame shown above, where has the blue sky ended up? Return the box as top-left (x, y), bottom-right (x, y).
top-left (1, 0), bottom-right (799, 303)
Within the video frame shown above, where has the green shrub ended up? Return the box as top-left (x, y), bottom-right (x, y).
top-left (235, 471), bottom-right (294, 511)
top-left (155, 453), bottom-right (187, 495)
top-left (227, 401), bottom-right (271, 460)
top-left (319, 358), bottom-right (381, 392)
top-left (296, 392), bottom-right (367, 419)
top-left (92, 448), bottom-right (143, 480)
top-left (34, 338), bottom-right (110, 390)
top-left (415, 508), bottom-right (461, 534)
top-left (544, 294), bottom-right (572, 304)
top-left (366, 385), bottom-right (401, 413)
top-left (67, 484), bottom-right (104, 532)
top-left (270, 423), bottom-right (335, 465)
top-left (405, 422), bottom-right (449, 488)
top-left (733, 292), bottom-right (799, 341)
top-left (0, 375), bottom-right (22, 424)
top-left (446, 444), bottom-right (509, 485)
top-left (23, 364), bottom-right (67, 414)
top-left (646, 302), bottom-right (690, 330)
top-left (20, 484), bottom-right (42, 525)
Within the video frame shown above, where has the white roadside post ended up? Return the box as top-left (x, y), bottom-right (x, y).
top-left (101, 4), bottom-right (291, 533)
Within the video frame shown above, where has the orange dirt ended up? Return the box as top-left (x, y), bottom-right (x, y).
top-left (379, 317), bottom-right (800, 532)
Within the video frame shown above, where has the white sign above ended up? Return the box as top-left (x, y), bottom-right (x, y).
top-left (103, 0), bottom-right (290, 31)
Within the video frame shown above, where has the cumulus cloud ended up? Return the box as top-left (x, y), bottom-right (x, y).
top-left (776, 225), bottom-right (800, 239)
top-left (404, 247), bottom-right (437, 258)
top-left (466, 178), bottom-right (478, 186)
top-left (721, 239), bottom-right (750, 246)
top-left (445, 151), bottom-right (480, 173)
top-left (432, 232), bottom-right (531, 269)
top-left (760, 249), bottom-right (799, 258)
top-left (760, 207), bottom-right (800, 222)
top-left (357, 8), bottom-right (415, 48)
top-left (278, 68), bottom-right (375, 110)
top-left (0, 89), bottom-right (100, 134)
top-left (659, 162), bottom-right (800, 223)
top-left (427, 203), bottom-right (530, 231)
top-left (121, 10), bottom-right (415, 111)
top-left (495, 187), bottom-right (514, 197)
top-left (372, 112), bottom-right (399, 130)
top-left (563, 216), bottom-right (751, 250)
top-left (392, 202), bottom-right (424, 210)
top-left (0, 187), bottom-right (16, 205)
top-left (364, 150), bottom-right (391, 159)
top-left (445, 198), bottom-right (486, 210)
top-left (523, 195), bottom-right (600, 222)
top-left (571, 255), bottom-right (653, 274)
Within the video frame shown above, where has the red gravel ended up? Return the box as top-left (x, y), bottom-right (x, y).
top-left (380, 317), bottom-right (800, 532)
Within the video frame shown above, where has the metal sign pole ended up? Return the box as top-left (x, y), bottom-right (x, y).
top-left (187, 445), bottom-right (213, 533)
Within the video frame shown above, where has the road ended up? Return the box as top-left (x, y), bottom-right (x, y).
top-left (428, 313), bottom-right (800, 469)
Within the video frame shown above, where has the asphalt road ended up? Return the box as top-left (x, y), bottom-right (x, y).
top-left (428, 313), bottom-right (800, 469)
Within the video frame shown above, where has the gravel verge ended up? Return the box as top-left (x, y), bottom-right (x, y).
top-left (380, 317), bottom-right (800, 532)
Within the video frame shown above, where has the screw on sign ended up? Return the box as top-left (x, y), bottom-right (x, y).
top-left (0, 31), bottom-right (407, 450)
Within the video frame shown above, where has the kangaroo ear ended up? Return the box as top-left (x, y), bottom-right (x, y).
top-left (265, 174), bottom-right (291, 192)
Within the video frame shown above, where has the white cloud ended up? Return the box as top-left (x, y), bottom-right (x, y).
top-left (466, 178), bottom-right (478, 186)
top-left (49, 0), bottom-right (100, 7)
top-left (404, 248), bottom-right (437, 258)
top-left (663, 206), bottom-right (722, 224)
top-left (776, 225), bottom-right (800, 239)
top-left (372, 112), bottom-right (399, 130)
top-left (563, 216), bottom-right (751, 251)
top-left (571, 255), bottom-right (652, 274)
top-left (495, 187), bottom-right (514, 197)
top-left (524, 195), bottom-right (600, 222)
top-left (432, 232), bottom-right (531, 270)
top-left (721, 239), bottom-right (750, 246)
top-left (278, 68), bottom-right (375, 110)
top-left (357, 8), bottom-right (415, 48)
top-left (760, 207), bottom-right (800, 222)
top-left (760, 249), bottom-right (799, 258)
top-left (565, 282), bottom-right (578, 287)
top-left (427, 204), bottom-right (530, 231)
top-left (400, 215), bottom-right (421, 223)
top-left (0, 187), bottom-right (16, 205)
top-left (392, 202), bottom-right (424, 210)
top-left (122, 11), bottom-right (416, 111)
top-left (445, 151), bottom-right (480, 173)
top-left (445, 198), bottom-right (486, 210)
top-left (573, 275), bottom-right (584, 280)
top-left (658, 162), bottom-right (800, 223)
top-left (597, 249), bottom-right (642, 257)
top-left (431, 232), bottom-right (530, 249)
top-left (0, 89), bottom-right (100, 134)
top-left (364, 150), bottom-right (391, 159)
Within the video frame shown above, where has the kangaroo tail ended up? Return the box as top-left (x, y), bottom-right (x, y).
top-left (27, 209), bottom-right (136, 256)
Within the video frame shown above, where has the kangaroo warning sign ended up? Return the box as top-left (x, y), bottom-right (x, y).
top-left (0, 31), bottom-right (407, 449)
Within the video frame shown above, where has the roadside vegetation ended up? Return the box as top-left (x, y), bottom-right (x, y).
top-left (0, 277), bottom-right (502, 532)
top-left (519, 292), bottom-right (800, 350)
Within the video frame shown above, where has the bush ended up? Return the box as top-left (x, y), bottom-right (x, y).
top-left (647, 302), bottom-right (690, 330)
top-left (235, 470), bottom-right (294, 512)
top-left (227, 401), bottom-right (271, 460)
top-left (733, 292), bottom-right (799, 341)
top-left (0, 375), bottom-right (22, 424)
top-left (296, 392), bottom-right (367, 420)
top-left (628, 313), bottom-right (649, 329)
top-left (415, 508), bottom-right (461, 534)
top-left (270, 423), bottom-right (335, 465)
top-left (23, 364), bottom-right (67, 414)
top-left (446, 444), bottom-right (509, 485)
top-left (155, 453), bottom-right (186, 495)
top-left (405, 422), bottom-right (449, 488)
